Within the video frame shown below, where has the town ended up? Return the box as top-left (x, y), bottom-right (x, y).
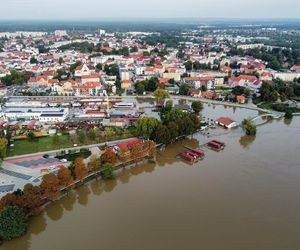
top-left (1, 19), bottom-right (300, 247)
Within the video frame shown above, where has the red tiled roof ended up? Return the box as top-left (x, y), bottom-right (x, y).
top-left (117, 139), bottom-right (141, 149)
top-left (216, 117), bottom-right (236, 126)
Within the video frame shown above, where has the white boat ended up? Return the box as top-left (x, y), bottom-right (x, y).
top-left (112, 102), bottom-right (135, 109)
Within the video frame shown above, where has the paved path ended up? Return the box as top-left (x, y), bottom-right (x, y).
top-left (4, 137), bottom-right (136, 160)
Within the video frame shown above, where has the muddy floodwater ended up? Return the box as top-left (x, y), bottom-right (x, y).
top-left (4, 104), bottom-right (300, 250)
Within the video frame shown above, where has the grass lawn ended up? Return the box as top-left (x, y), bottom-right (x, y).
top-left (8, 134), bottom-right (73, 157)
top-left (7, 133), bottom-right (133, 157)
top-left (57, 150), bottom-right (92, 162)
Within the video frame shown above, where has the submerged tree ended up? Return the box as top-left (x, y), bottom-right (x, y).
top-left (241, 118), bottom-right (257, 136)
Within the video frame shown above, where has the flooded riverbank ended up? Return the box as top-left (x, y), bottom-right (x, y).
top-left (4, 105), bottom-right (300, 250)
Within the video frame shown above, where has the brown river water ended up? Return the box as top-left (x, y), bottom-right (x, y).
top-left (3, 104), bottom-right (300, 250)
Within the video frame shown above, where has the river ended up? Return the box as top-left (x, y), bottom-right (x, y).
top-left (3, 103), bottom-right (300, 250)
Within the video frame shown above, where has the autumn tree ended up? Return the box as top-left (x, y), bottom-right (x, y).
top-left (22, 184), bottom-right (43, 216)
top-left (101, 147), bottom-right (117, 165)
top-left (74, 157), bottom-right (88, 182)
top-left (143, 140), bottom-right (157, 158)
top-left (40, 173), bottom-right (61, 201)
top-left (118, 146), bottom-right (131, 162)
top-left (57, 167), bottom-right (74, 188)
top-left (130, 143), bottom-right (144, 164)
top-left (87, 156), bottom-right (101, 176)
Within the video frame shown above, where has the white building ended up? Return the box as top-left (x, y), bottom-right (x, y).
top-left (3, 108), bottom-right (69, 122)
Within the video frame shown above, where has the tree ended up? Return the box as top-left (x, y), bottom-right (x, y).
top-left (136, 117), bottom-right (160, 139)
top-left (96, 63), bottom-right (102, 70)
top-left (184, 61), bottom-right (193, 71)
top-left (143, 140), bottom-right (157, 158)
top-left (57, 167), bottom-right (74, 188)
top-left (153, 88), bottom-right (170, 105)
top-left (191, 101), bottom-right (203, 113)
top-left (74, 157), bottom-right (88, 182)
top-left (165, 100), bottom-right (173, 111)
top-left (241, 118), bottom-right (257, 136)
top-left (87, 156), bottom-right (101, 176)
top-left (101, 163), bottom-right (114, 180)
top-left (1, 70), bottom-right (31, 86)
top-left (280, 93), bottom-right (287, 102)
top-left (179, 84), bottom-right (190, 95)
top-left (104, 64), bottom-right (119, 76)
top-left (232, 86), bottom-right (245, 96)
top-left (22, 184), bottom-right (42, 216)
top-left (40, 173), bottom-right (61, 201)
top-left (167, 121), bottom-right (179, 140)
top-left (154, 124), bottom-right (171, 144)
top-left (284, 110), bottom-right (293, 119)
top-left (130, 144), bottom-right (144, 164)
top-left (103, 127), bottom-right (114, 139)
top-left (30, 57), bottom-right (38, 64)
top-left (270, 90), bottom-right (278, 102)
top-left (27, 131), bottom-right (35, 141)
top-left (101, 147), bottom-right (117, 165)
top-left (0, 137), bottom-right (8, 160)
top-left (0, 206), bottom-right (28, 240)
top-left (135, 82), bottom-right (145, 95)
top-left (58, 57), bottom-right (64, 65)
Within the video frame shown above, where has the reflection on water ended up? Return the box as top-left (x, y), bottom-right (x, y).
top-left (284, 117), bottom-right (293, 126)
top-left (239, 135), bottom-right (256, 149)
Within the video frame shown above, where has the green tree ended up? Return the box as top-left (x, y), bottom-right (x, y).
top-left (179, 84), bottom-right (190, 95)
top-left (0, 205), bottom-right (28, 240)
top-left (284, 110), bottom-right (293, 119)
top-left (101, 163), bottom-right (115, 179)
top-left (96, 63), bottom-right (102, 70)
top-left (153, 88), bottom-right (170, 105)
top-left (154, 124), bottom-right (171, 144)
top-left (30, 57), bottom-right (38, 64)
top-left (136, 117), bottom-right (160, 139)
top-left (184, 61), bottom-right (193, 71)
top-left (270, 90), bottom-right (278, 102)
top-left (191, 101), bottom-right (203, 113)
top-left (58, 57), bottom-right (64, 65)
top-left (241, 118), bottom-right (257, 136)
top-left (135, 82), bottom-right (145, 95)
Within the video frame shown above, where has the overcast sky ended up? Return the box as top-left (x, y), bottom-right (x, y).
top-left (1, 0), bottom-right (299, 20)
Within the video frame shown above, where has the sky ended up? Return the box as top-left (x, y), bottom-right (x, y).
top-left (1, 0), bottom-right (300, 20)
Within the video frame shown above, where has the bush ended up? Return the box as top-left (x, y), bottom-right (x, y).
top-left (0, 206), bottom-right (28, 240)
top-left (284, 110), bottom-right (293, 119)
